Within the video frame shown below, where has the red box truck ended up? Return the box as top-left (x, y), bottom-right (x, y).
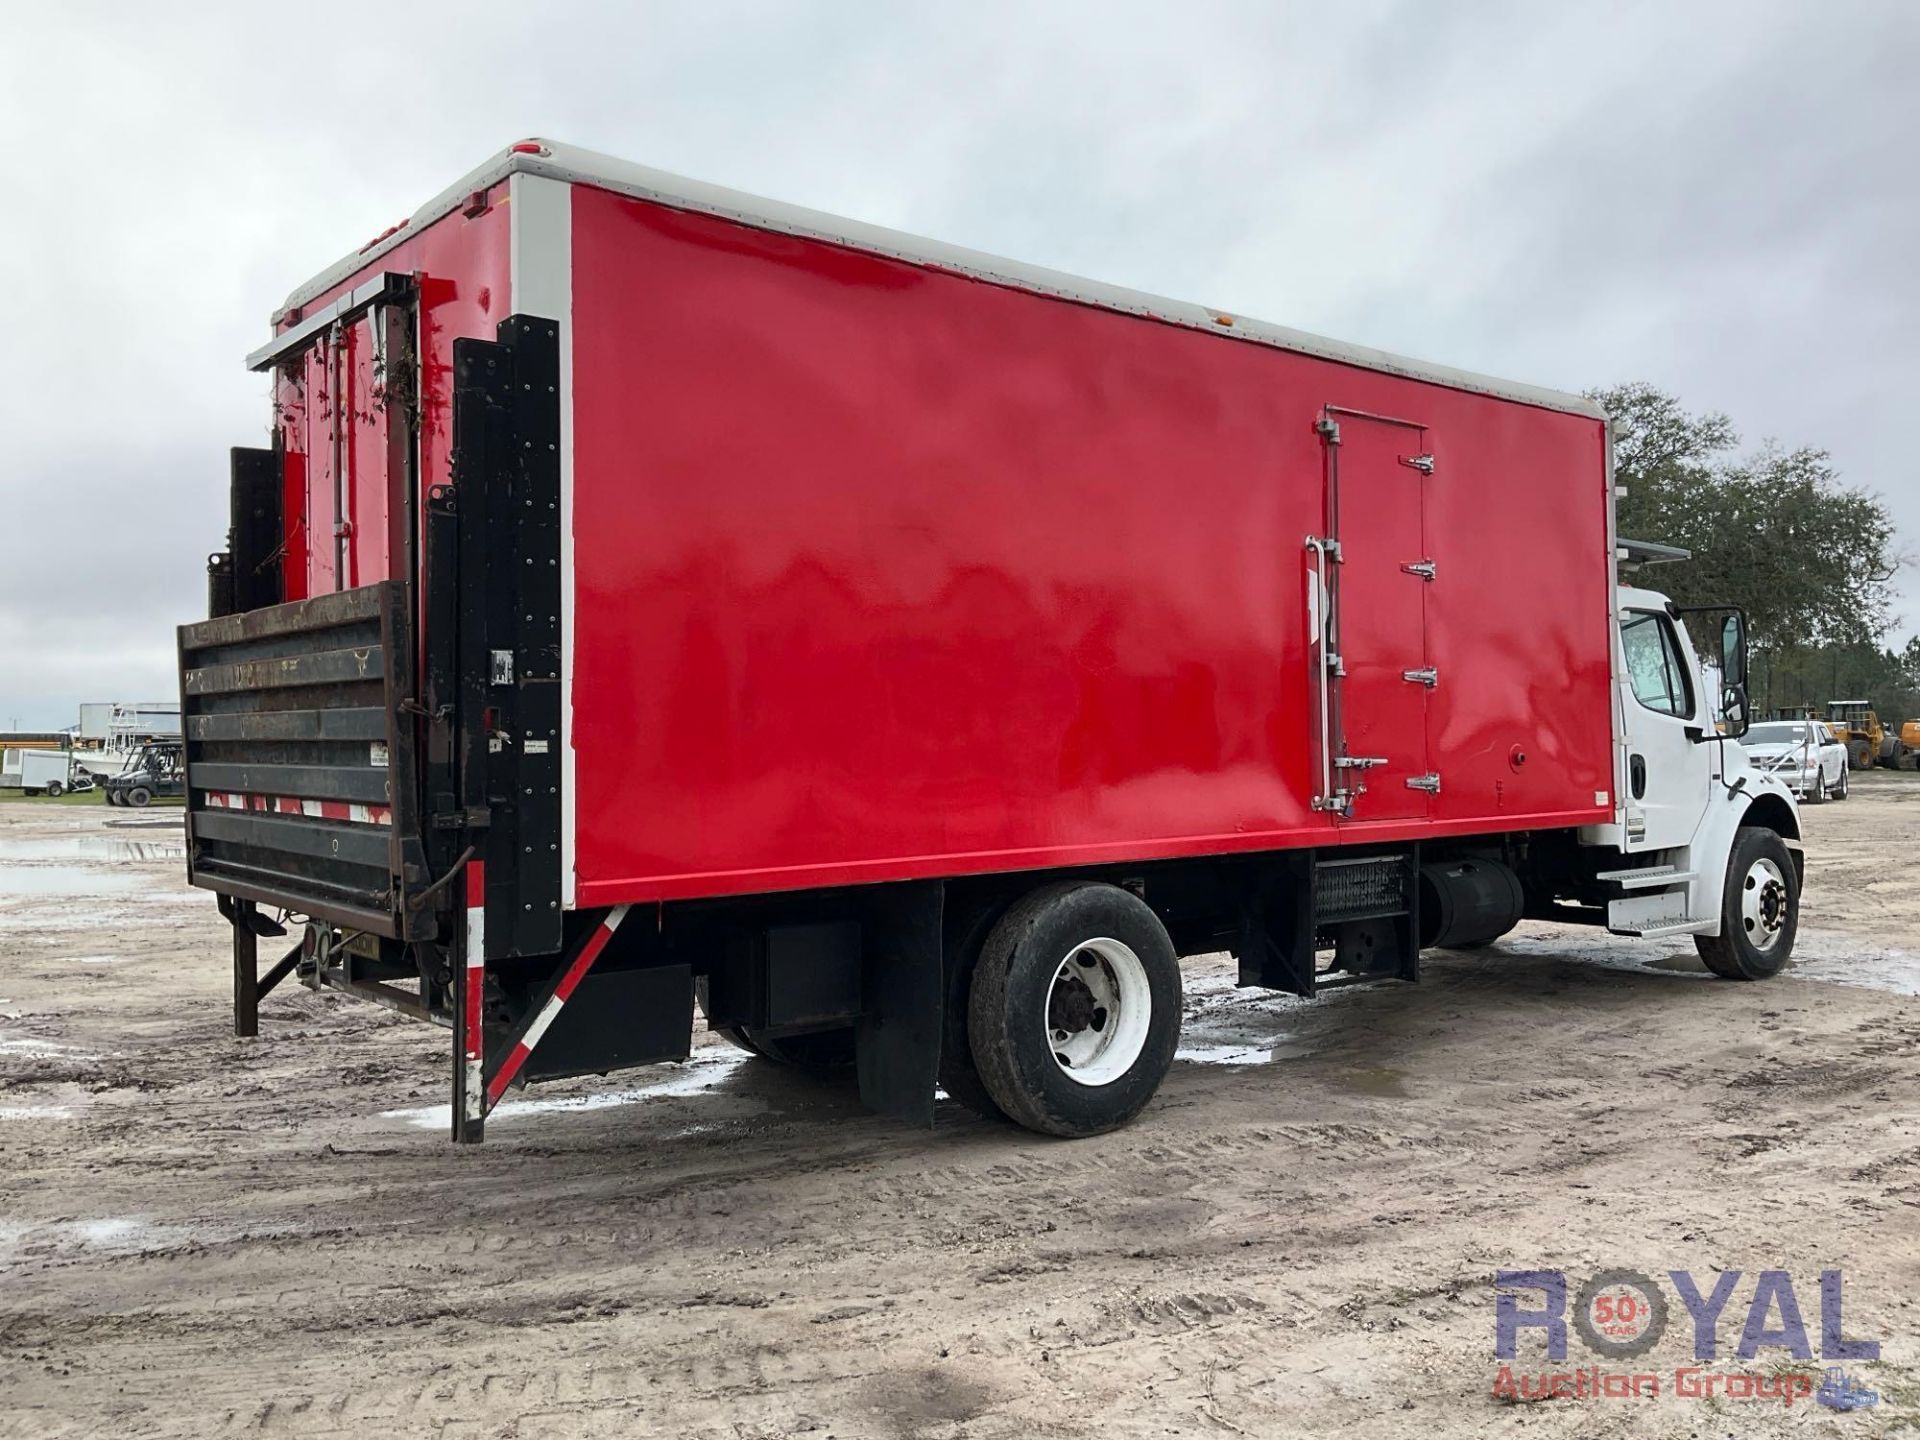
top-left (184, 140), bottom-right (1803, 1142)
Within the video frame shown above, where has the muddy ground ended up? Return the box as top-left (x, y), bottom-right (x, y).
top-left (1, 779), bottom-right (1916, 1438)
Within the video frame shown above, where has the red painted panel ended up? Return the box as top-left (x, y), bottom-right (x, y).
top-left (271, 184), bottom-right (510, 597)
top-left (567, 185), bottom-right (1614, 904)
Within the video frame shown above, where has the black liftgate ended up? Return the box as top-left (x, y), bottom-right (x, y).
top-left (180, 312), bottom-right (596, 1134)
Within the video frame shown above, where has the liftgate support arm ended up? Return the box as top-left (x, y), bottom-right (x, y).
top-left (224, 896), bottom-right (297, 1037)
top-left (451, 856), bottom-right (633, 1143)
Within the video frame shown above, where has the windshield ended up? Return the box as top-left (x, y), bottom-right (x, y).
top-left (1746, 723), bottom-right (1811, 746)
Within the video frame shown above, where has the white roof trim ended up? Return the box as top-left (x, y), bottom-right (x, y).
top-left (274, 139), bottom-right (1606, 422)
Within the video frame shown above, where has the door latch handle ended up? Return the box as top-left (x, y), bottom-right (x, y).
top-left (1336, 756), bottom-right (1387, 770)
top-left (1400, 453), bottom-right (1435, 475)
top-left (1401, 560), bottom-right (1436, 580)
top-left (1406, 773), bottom-right (1442, 794)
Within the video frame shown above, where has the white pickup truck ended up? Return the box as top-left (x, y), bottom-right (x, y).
top-left (1740, 719), bottom-right (1850, 803)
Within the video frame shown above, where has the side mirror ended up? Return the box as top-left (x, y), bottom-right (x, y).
top-left (1721, 682), bottom-right (1750, 740)
top-left (1719, 612), bottom-right (1747, 689)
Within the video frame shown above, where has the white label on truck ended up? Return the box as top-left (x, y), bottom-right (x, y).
top-left (370, 742), bottom-right (390, 769)
top-left (1594, 790), bottom-right (1609, 806)
top-left (524, 739), bottom-right (550, 755)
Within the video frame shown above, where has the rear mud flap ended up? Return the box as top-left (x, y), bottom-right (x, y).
top-left (856, 881), bottom-right (944, 1126)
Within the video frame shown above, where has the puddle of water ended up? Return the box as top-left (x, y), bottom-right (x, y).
top-left (0, 1214), bottom-right (299, 1268)
top-left (0, 1031), bottom-right (93, 1060)
top-left (1174, 957), bottom-right (1337, 1068)
top-left (1176, 1042), bottom-right (1277, 1067)
top-left (0, 1104), bottom-right (77, 1121)
top-left (1786, 930), bottom-right (1920, 997)
top-left (0, 836), bottom-right (186, 863)
top-left (1502, 924), bottom-right (1920, 997)
top-left (0, 893), bottom-right (204, 933)
top-left (382, 1049), bottom-right (756, 1131)
top-left (0, 862), bottom-right (149, 897)
top-left (1333, 1065), bottom-right (1410, 1098)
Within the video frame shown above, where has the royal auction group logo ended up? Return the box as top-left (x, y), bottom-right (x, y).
top-left (1494, 1268), bottom-right (1881, 1410)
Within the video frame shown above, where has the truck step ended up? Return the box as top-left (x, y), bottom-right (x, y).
top-left (1608, 918), bottom-right (1714, 939)
top-left (1594, 864), bottom-right (1699, 891)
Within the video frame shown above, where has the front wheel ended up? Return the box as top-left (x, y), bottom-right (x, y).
top-left (44, 781), bottom-right (64, 798)
top-left (967, 882), bottom-right (1182, 1137)
top-left (1695, 826), bottom-right (1798, 980)
top-left (1808, 769), bottom-right (1827, 803)
top-left (1834, 766), bottom-right (1850, 800)
top-left (126, 786), bottom-right (153, 808)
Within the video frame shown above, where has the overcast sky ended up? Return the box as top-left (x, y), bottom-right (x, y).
top-left (1, 1), bottom-right (1915, 730)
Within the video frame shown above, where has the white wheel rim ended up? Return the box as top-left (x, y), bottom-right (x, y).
top-left (1044, 937), bottom-right (1152, 1086)
top-left (1740, 856), bottom-right (1790, 953)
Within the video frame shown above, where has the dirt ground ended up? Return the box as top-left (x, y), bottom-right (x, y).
top-left (1, 779), bottom-right (1917, 1439)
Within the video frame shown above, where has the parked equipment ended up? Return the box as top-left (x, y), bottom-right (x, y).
top-left (1825, 700), bottom-right (1891, 770)
top-left (103, 741), bottom-right (184, 808)
top-left (183, 140), bottom-right (1805, 1144)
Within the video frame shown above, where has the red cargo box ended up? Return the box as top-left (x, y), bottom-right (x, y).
top-left (261, 139), bottom-right (1613, 912)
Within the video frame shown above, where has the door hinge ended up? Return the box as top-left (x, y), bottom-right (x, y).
top-left (1401, 560), bottom-right (1436, 580)
top-left (1405, 773), bottom-right (1442, 794)
top-left (1402, 666), bottom-right (1438, 688)
top-left (1306, 535), bottom-right (1343, 562)
top-left (1400, 453), bottom-right (1435, 475)
top-left (1316, 417), bottom-right (1341, 445)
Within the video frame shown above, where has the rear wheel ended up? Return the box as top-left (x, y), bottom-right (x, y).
top-left (127, 786), bottom-right (153, 808)
top-left (967, 882), bottom-right (1181, 1137)
top-left (104, 789), bottom-right (122, 806)
top-left (1695, 826), bottom-right (1797, 980)
top-left (44, 781), bottom-right (63, 798)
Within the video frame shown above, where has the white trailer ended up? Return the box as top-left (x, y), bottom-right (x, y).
top-left (16, 749), bottom-right (80, 796)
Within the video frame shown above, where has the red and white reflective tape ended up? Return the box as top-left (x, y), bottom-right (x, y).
top-left (484, 904), bottom-right (631, 1109)
top-left (202, 792), bottom-right (391, 826)
top-left (462, 861), bottom-right (487, 1123)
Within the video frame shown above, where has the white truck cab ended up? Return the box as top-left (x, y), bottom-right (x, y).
top-left (1577, 584), bottom-right (1802, 976)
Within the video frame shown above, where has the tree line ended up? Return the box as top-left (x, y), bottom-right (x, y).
top-left (1591, 383), bottom-right (1917, 726)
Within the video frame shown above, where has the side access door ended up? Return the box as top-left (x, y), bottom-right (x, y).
top-left (1309, 408), bottom-right (1436, 822)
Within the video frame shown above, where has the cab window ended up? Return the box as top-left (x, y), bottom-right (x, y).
top-left (1620, 611), bottom-right (1695, 719)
